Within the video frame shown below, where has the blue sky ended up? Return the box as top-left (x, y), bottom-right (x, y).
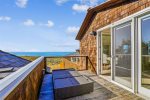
top-left (0, 0), bottom-right (105, 52)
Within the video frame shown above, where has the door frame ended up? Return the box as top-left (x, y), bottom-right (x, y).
top-left (97, 25), bottom-right (112, 75)
top-left (97, 18), bottom-right (135, 93)
top-left (138, 13), bottom-right (150, 97)
top-left (98, 29), bottom-right (111, 75)
top-left (111, 18), bottom-right (135, 93)
top-left (96, 6), bottom-right (150, 97)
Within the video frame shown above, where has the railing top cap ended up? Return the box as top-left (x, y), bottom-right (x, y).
top-left (0, 56), bottom-right (44, 99)
top-left (45, 55), bottom-right (88, 58)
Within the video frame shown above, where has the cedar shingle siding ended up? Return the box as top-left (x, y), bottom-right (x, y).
top-left (79, 0), bottom-right (150, 70)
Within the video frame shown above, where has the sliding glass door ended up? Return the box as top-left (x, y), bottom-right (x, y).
top-left (113, 21), bottom-right (133, 89)
top-left (138, 14), bottom-right (150, 95)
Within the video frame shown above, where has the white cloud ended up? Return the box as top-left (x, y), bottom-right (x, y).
top-left (56, 0), bottom-right (69, 5)
top-left (72, 0), bottom-right (105, 12)
top-left (2, 48), bottom-right (41, 52)
top-left (39, 20), bottom-right (54, 28)
top-left (78, 0), bottom-right (99, 6)
top-left (27, 49), bottom-right (41, 52)
top-left (46, 20), bottom-right (54, 28)
top-left (66, 26), bottom-right (79, 33)
top-left (16, 0), bottom-right (28, 8)
top-left (72, 4), bottom-right (89, 12)
top-left (23, 19), bottom-right (54, 27)
top-left (0, 16), bottom-right (11, 21)
top-left (23, 19), bottom-right (35, 26)
top-left (89, 0), bottom-right (99, 5)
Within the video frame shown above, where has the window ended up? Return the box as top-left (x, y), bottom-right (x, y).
top-left (113, 22), bottom-right (132, 88)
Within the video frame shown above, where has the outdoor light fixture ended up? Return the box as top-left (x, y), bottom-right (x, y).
top-left (90, 31), bottom-right (97, 36)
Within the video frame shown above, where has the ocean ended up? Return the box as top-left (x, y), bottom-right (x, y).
top-left (10, 52), bottom-right (75, 57)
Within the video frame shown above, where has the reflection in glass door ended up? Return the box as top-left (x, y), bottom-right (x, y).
top-left (113, 22), bottom-right (132, 89)
top-left (139, 15), bottom-right (150, 94)
top-left (101, 34), bottom-right (111, 75)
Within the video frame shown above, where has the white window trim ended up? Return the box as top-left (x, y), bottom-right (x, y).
top-left (138, 13), bottom-right (150, 98)
top-left (96, 5), bottom-right (150, 96)
top-left (96, 32), bottom-right (100, 74)
top-left (112, 19), bottom-right (135, 93)
top-left (96, 25), bottom-right (112, 75)
top-left (97, 18), bottom-right (135, 93)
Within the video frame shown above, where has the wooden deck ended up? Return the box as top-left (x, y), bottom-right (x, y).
top-left (66, 70), bottom-right (144, 100)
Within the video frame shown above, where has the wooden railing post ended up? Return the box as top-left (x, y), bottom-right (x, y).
top-left (86, 56), bottom-right (88, 70)
top-left (87, 57), bottom-right (97, 74)
top-left (44, 57), bottom-right (46, 69)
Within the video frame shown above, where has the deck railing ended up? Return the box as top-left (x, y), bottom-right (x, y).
top-left (45, 56), bottom-right (96, 73)
top-left (0, 55), bottom-right (96, 99)
top-left (0, 57), bottom-right (45, 100)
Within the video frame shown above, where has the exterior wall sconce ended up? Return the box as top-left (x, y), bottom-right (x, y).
top-left (90, 31), bottom-right (97, 36)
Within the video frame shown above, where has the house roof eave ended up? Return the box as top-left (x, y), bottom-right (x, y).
top-left (75, 0), bottom-right (127, 40)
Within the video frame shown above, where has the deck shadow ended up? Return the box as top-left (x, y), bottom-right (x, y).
top-left (66, 76), bottom-right (116, 100)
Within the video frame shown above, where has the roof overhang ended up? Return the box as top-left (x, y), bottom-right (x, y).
top-left (76, 0), bottom-right (127, 40)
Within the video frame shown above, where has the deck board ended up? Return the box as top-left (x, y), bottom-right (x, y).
top-left (39, 70), bottom-right (144, 100)
top-left (66, 73), bottom-right (116, 100)
top-left (70, 70), bottom-right (144, 100)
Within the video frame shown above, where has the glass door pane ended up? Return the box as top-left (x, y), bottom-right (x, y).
top-left (101, 34), bottom-right (111, 75)
top-left (113, 22), bottom-right (132, 88)
top-left (141, 16), bottom-right (150, 90)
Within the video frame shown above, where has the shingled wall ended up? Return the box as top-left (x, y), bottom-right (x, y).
top-left (80, 0), bottom-right (150, 71)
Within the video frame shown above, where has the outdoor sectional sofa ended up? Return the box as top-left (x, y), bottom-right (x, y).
top-left (52, 69), bottom-right (94, 100)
